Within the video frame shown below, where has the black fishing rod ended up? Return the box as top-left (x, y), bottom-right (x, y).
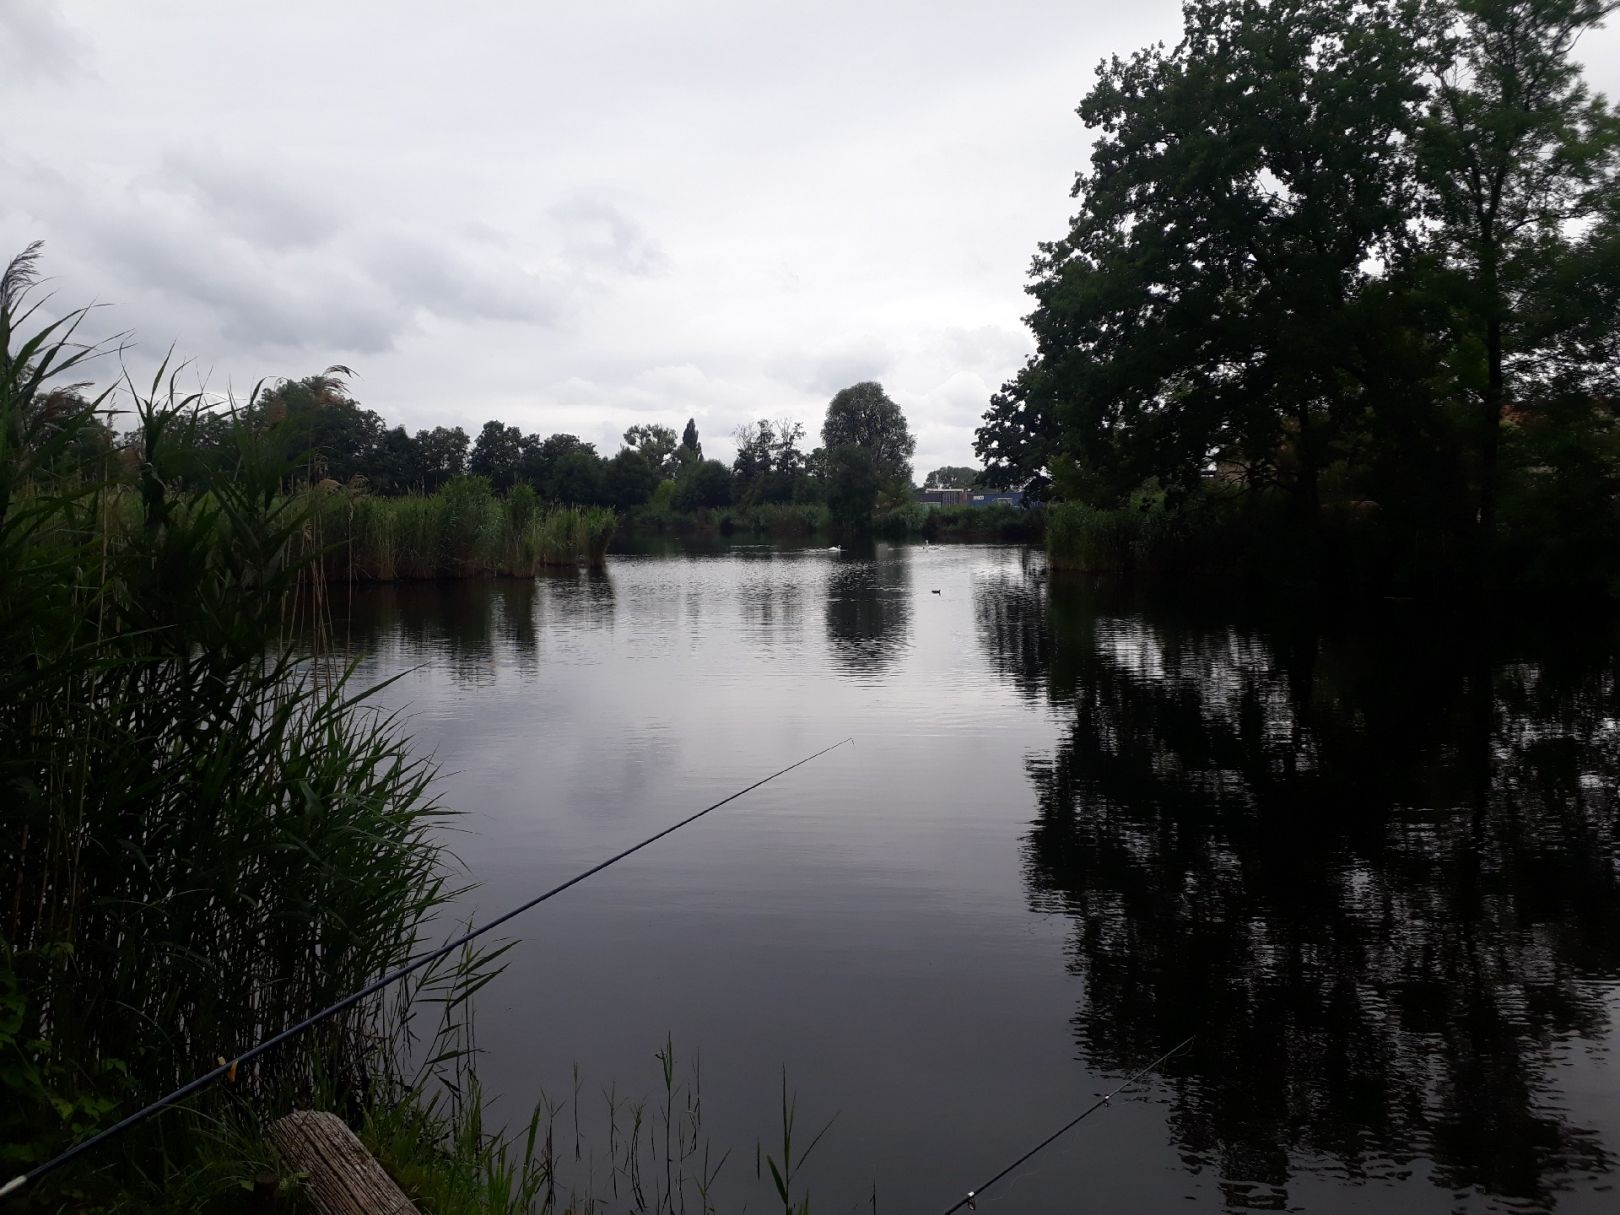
top-left (0, 737), bottom-right (854, 1203)
top-left (936, 1036), bottom-right (1194, 1214)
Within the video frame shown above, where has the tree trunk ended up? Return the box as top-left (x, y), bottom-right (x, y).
top-left (1293, 402), bottom-right (1325, 582)
top-left (1479, 309), bottom-right (1504, 546)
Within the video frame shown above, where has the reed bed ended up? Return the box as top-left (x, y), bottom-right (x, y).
top-left (309, 482), bottom-right (617, 579)
top-left (1, 253), bottom-right (458, 1207)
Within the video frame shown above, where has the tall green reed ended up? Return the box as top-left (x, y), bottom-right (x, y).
top-left (0, 246), bottom-right (458, 1208)
top-left (307, 483), bottom-right (616, 580)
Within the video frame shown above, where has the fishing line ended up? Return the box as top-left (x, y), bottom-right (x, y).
top-left (936, 1036), bottom-right (1194, 1215)
top-left (0, 737), bottom-right (855, 1202)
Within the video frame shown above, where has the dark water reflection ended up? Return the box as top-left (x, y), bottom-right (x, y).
top-left (982, 576), bottom-right (1620, 1210)
top-left (825, 543), bottom-right (913, 677)
top-left (333, 546), bottom-right (1620, 1213)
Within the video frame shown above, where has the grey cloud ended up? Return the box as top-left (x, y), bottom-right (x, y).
top-left (357, 230), bottom-right (562, 327)
top-left (0, 1), bottom-right (85, 86)
top-left (158, 149), bottom-right (342, 251)
top-left (77, 207), bottom-right (404, 353)
top-left (17, 160), bottom-right (565, 357)
top-left (550, 197), bottom-right (669, 278)
top-left (772, 339), bottom-right (894, 397)
top-left (942, 324), bottom-right (1031, 374)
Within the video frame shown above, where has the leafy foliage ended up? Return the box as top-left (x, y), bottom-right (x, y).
top-left (820, 381), bottom-right (916, 485)
top-left (980, 0), bottom-right (1620, 594)
top-left (922, 464), bottom-right (979, 489)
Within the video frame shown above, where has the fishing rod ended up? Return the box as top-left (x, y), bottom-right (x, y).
top-left (0, 737), bottom-right (854, 1203)
top-left (936, 1035), bottom-right (1194, 1214)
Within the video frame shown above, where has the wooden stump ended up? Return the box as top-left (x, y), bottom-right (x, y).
top-left (268, 1110), bottom-right (419, 1215)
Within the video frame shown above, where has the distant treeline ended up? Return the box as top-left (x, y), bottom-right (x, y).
top-left (979, 0), bottom-right (1620, 598)
top-left (53, 370), bottom-right (1005, 532)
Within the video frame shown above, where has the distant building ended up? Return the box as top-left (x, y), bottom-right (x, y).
top-left (914, 487), bottom-right (1025, 508)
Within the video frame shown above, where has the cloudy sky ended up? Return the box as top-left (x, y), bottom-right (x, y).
top-left (4, 2), bottom-right (1618, 475)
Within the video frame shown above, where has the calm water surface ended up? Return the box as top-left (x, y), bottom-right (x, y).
top-left (335, 540), bottom-right (1620, 1214)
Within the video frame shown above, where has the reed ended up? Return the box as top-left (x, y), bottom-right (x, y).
top-left (1, 248), bottom-right (457, 1208)
top-left (531, 504), bottom-right (617, 569)
top-left (299, 484), bottom-right (617, 580)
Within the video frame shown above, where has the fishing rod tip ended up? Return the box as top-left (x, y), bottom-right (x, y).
top-left (0, 1175), bottom-right (27, 1200)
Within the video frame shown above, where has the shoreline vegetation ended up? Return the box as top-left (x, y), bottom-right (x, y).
top-left (300, 485), bottom-right (1042, 586)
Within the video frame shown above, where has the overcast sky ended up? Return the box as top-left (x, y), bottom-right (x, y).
top-left (4, 2), bottom-right (1617, 475)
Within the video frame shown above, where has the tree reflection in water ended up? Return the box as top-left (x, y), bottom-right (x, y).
top-left (978, 574), bottom-right (1620, 1209)
top-left (824, 542), bottom-right (913, 677)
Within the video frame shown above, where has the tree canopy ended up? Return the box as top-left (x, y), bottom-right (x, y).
top-left (822, 381), bottom-right (916, 485)
top-left (924, 465), bottom-right (980, 489)
top-left (977, 0), bottom-right (1620, 588)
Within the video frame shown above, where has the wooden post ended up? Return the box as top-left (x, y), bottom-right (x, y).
top-left (268, 1110), bottom-right (420, 1215)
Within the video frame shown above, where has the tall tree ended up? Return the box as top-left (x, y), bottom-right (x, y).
top-left (822, 382), bottom-right (916, 484)
top-left (731, 418), bottom-right (810, 505)
top-left (364, 425), bottom-right (424, 494)
top-left (469, 419), bottom-right (525, 489)
top-left (623, 423), bottom-right (678, 477)
top-left (824, 445), bottom-right (881, 528)
top-left (553, 448), bottom-right (605, 504)
top-left (605, 447), bottom-right (661, 508)
top-left (983, 0), bottom-right (1432, 520)
top-left (974, 380), bottom-right (1059, 499)
top-left (259, 368), bottom-right (384, 484)
top-left (415, 425), bottom-right (470, 491)
top-left (1419, 0), bottom-right (1620, 540)
top-left (523, 433), bottom-right (599, 500)
top-left (680, 417), bottom-right (702, 460)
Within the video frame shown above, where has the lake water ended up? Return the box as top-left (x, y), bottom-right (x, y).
top-left (333, 540), bottom-right (1620, 1214)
